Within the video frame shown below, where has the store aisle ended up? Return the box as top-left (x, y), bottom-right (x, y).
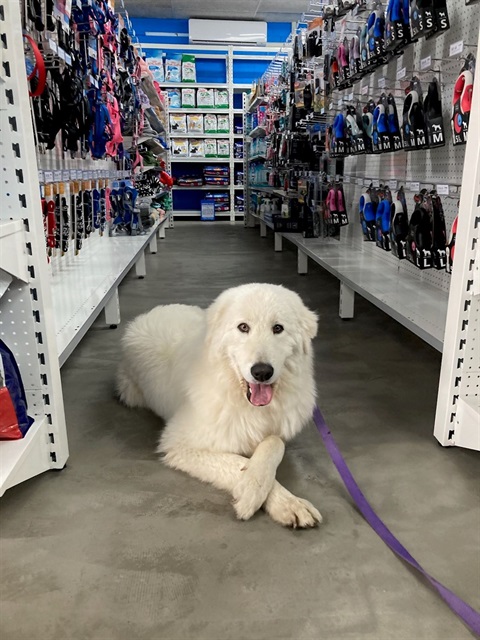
top-left (1, 224), bottom-right (478, 640)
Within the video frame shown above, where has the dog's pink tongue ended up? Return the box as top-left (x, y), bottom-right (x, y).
top-left (249, 383), bottom-right (273, 406)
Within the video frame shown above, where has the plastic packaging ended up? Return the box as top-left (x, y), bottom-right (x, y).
top-left (147, 50), bottom-right (165, 83)
top-left (187, 114), bottom-right (204, 133)
top-left (217, 114), bottom-right (229, 133)
top-left (165, 53), bottom-right (182, 82)
top-left (215, 88), bottom-right (229, 108)
top-left (204, 114), bottom-right (218, 133)
top-left (205, 140), bottom-right (217, 157)
top-left (197, 87), bottom-right (215, 108)
top-left (170, 114), bottom-right (187, 133)
top-left (217, 139), bottom-right (230, 157)
top-left (171, 138), bottom-right (188, 156)
top-left (182, 54), bottom-right (196, 82)
top-left (181, 88), bottom-right (196, 108)
top-left (189, 139), bottom-right (205, 157)
top-left (167, 88), bottom-right (181, 109)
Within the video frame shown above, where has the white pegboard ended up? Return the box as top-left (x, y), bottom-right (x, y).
top-left (330, 2), bottom-right (480, 295)
top-left (0, 0), bottom-right (69, 493)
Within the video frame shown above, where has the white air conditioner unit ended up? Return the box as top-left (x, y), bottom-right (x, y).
top-left (189, 19), bottom-right (267, 46)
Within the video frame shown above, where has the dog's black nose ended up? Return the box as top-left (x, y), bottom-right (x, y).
top-left (251, 363), bottom-right (274, 383)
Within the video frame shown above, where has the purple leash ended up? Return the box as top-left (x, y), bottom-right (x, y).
top-left (313, 405), bottom-right (480, 637)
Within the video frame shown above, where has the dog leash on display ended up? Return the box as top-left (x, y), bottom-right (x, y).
top-left (312, 405), bottom-right (480, 636)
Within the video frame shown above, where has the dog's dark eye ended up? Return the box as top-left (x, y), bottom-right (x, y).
top-left (273, 324), bottom-right (284, 334)
top-left (238, 323), bottom-right (250, 333)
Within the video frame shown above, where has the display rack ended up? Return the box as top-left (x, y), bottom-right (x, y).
top-left (1, 0), bottom-right (68, 495)
top-left (142, 45), bottom-right (278, 221)
top-left (243, 2), bottom-right (480, 451)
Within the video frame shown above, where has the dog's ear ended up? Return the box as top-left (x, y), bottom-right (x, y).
top-left (205, 292), bottom-right (229, 350)
top-left (299, 305), bottom-right (318, 355)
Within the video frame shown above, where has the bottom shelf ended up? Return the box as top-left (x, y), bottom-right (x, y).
top-left (0, 417), bottom-right (50, 497)
top-left (52, 216), bottom-right (169, 366)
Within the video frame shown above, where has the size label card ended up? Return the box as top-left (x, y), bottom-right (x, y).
top-left (396, 67), bottom-right (406, 80)
top-left (347, 92), bottom-right (353, 101)
top-left (361, 85), bottom-right (368, 95)
top-left (38, 170), bottom-right (44, 183)
top-left (378, 77), bottom-right (386, 89)
top-left (372, 179), bottom-right (380, 188)
top-left (329, 102), bottom-right (334, 110)
top-left (450, 40), bottom-right (464, 57)
top-left (390, 179), bottom-right (398, 189)
top-left (408, 181), bottom-right (420, 191)
top-left (344, 175), bottom-right (351, 183)
top-left (44, 171), bottom-right (54, 183)
top-left (53, 170), bottom-right (62, 182)
top-left (437, 184), bottom-right (450, 195)
top-left (356, 178), bottom-right (363, 185)
top-left (338, 98), bottom-right (343, 107)
top-left (420, 56), bottom-right (432, 70)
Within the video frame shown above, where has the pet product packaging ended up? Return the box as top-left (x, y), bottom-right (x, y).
top-left (171, 138), bottom-right (188, 157)
top-left (167, 88), bottom-right (181, 109)
top-left (170, 114), bottom-right (187, 133)
top-left (205, 139), bottom-right (217, 157)
top-left (187, 114), bottom-right (204, 134)
top-left (217, 139), bottom-right (230, 157)
top-left (146, 50), bottom-right (165, 83)
top-left (165, 53), bottom-right (182, 82)
top-left (181, 54), bottom-right (196, 82)
top-left (204, 114), bottom-right (218, 133)
top-left (189, 139), bottom-right (205, 157)
top-left (197, 87), bottom-right (215, 108)
top-left (0, 340), bottom-right (34, 440)
top-left (181, 88), bottom-right (196, 108)
top-left (214, 88), bottom-right (229, 108)
top-left (217, 114), bottom-right (229, 133)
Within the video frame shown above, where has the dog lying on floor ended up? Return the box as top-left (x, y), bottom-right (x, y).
top-left (117, 283), bottom-right (322, 528)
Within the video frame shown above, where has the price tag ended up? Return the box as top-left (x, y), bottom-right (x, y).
top-left (408, 181), bottom-right (420, 191)
top-left (450, 40), bottom-right (464, 57)
top-left (344, 175), bottom-right (350, 183)
top-left (57, 47), bottom-right (66, 61)
top-left (62, 170), bottom-right (70, 181)
top-left (335, 175), bottom-right (341, 181)
top-left (390, 179), bottom-right (398, 189)
top-left (364, 179), bottom-right (371, 186)
top-left (44, 171), bottom-right (54, 183)
top-left (327, 175), bottom-right (332, 181)
top-left (338, 98), bottom-right (343, 107)
top-left (420, 56), bottom-right (432, 70)
top-left (65, 53), bottom-right (72, 66)
top-left (361, 85), bottom-right (368, 95)
top-left (321, 108), bottom-right (325, 114)
top-left (357, 178), bottom-right (363, 186)
top-left (88, 46), bottom-right (97, 59)
top-left (372, 179), bottom-right (380, 188)
top-left (347, 92), bottom-right (353, 101)
top-left (396, 67), bottom-right (406, 80)
top-left (53, 170), bottom-right (62, 182)
top-left (437, 184), bottom-right (450, 195)
top-left (47, 38), bottom-right (57, 53)
top-left (83, 170), bottom-right (89, 180)
top-left (378, 77), bottom-right (386, 89)
top-left (38, 170), bottom-right (44, 183)
top-left (329, 102), bottom-right (334, 110)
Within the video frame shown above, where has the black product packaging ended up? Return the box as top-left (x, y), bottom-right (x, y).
top-left (410, 2), bottom-right (436, 39)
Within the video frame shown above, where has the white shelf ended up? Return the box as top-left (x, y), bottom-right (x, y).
top-left (247, 95), bottom-right (267, 113)
top-left (52, 217), bottom-right (168, 366)
top-left (170, 157), bottom-right (230, 163)
top-left (0, 417), bottom-right (51, 497)
top-left (0, 219), bottom-right (29, 282)
top-left (170, 133), bottom-right (231, 138)
top-left (169, 108), bottom-right (231, 114)
top-left (281, 234), bottom-right (448, 352)
top-left (162, 82), bottom-right (228, 88)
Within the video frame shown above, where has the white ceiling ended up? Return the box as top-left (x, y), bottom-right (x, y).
top-left (126, 0), bottom-right (310, 22)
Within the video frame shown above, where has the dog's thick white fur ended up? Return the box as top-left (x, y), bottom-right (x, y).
top-left (117, 283), bottom-right (322, 527)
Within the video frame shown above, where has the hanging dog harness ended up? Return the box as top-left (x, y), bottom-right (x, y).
top-left (312, 405), bottom-right (480, 636)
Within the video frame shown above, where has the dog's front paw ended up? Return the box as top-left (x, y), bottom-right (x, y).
top-left (265, 488), bottom-right (322, 529)
top-left (232, 467), bottom-right (275, 521)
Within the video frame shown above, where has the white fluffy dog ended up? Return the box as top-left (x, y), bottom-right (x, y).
top-left (117, 283), bottom-right (322, 528)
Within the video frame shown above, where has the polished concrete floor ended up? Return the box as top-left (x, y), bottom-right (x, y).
top-left (1, 223), bottom-right (479, 640)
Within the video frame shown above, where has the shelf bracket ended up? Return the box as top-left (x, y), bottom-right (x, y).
top-left (339, 282), bottom-right (355, 319)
